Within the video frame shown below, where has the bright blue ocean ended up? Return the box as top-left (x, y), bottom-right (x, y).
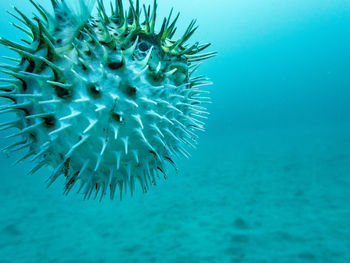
top-left (0, 0), bottom-right (349, 262)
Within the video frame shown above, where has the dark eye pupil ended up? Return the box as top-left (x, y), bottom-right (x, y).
top-left (139, 42), bottom-right (149, 52)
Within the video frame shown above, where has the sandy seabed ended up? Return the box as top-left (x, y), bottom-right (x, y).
top-left (0, 124), bottom-right (349, 263)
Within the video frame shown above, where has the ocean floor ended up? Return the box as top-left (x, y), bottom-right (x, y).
top-left (0, 124), bottom-right (349, 263)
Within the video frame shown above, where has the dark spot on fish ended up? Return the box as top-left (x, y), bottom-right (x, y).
top-left (55, 86), bottom-right (72, 99)
top-left (88, 84), bottom-right (101, 98)
top-left (76, 32), bottom-right (84, 40)
top-left (111, 16), bottom-right (118, 23)
top-left (99, 40), bottom-right (112, 46)
top-left (64, 170), bottom-right (79, 192)
top-left (41, 115), bottom-right (56, 128)
top-left (126, 86), bottom-right (137, 97)
top-left (63, 158), bottom-right (70, 178)
top-left (80, 63), bottom-right (88, 71)
top-left (108, 61), bottom-right (123, 70)
top-left (112, 112), bottom-right (123, 123)
top-left (25, 61), bottom-right (35, 73)
top-left (29, 133), bottom-right (36, 140)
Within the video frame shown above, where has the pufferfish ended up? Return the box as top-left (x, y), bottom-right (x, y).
top-left (0, 0), bottom-right (215, 200)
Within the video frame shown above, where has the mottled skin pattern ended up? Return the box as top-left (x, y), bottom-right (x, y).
top-left (0, 0), bottom-right (215, 200)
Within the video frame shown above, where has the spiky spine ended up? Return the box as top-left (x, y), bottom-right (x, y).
top-left (0, 0), bottom-right (215, 200)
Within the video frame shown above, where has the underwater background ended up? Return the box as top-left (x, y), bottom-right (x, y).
top-left (0, 0), bottom-right (349, 262)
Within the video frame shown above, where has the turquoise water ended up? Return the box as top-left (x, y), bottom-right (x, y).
top-left (0, 0), bottom-right (349, 262)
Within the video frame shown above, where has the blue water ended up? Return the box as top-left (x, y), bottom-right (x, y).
top-left (0, 0), bottom-right (349, 262)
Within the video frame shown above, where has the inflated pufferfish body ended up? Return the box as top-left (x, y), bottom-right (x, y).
top-left (0, 0), bottom-right (215, 200)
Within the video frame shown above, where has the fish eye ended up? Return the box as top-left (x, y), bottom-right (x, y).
top-left (139, 41), bottom-right (149, 52)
